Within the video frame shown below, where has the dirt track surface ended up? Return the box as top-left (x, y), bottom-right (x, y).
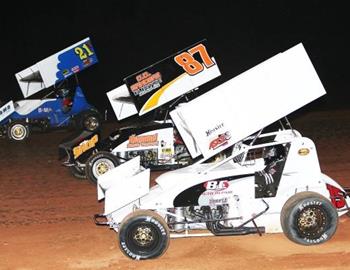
top-left (1, 110), bottom-right (350, 270)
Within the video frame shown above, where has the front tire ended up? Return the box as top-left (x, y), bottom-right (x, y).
top-left (85, 151), bottom-right (120, 184)
top-left (118, 210), bottom-right (170, 260)
top-left (69, 166), bottom-right (87, 180)
top-left (281, 192), bottom-right (338, 245)
top-left (7, 122), bottom-right (29, 141)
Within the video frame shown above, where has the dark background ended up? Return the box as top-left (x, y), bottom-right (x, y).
top-left (0, 1), bottom-right (349, 119)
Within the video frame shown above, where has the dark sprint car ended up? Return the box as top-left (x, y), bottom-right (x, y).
top-left (59, 40), bottom-right (221, 182)
top-left (0, 38), bottom-right (101, 141)
top-left (59, 117), bottom-right (191, 182)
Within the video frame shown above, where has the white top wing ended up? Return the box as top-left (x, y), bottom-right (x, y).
top-left (170, 43), bottom-right (326, 159)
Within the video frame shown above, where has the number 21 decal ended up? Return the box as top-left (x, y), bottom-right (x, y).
top-left (74, 43), bottom-right (94, 60)
top-left (174, 44), bottom-right (215, 76)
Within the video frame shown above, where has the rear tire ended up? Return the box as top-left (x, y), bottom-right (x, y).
top-left (81, 111), bottom-right (101, 132)
top-left (118, 210), bottom-right (170, 260)
top-left (85, 151), bottom-right (120, 184)
top-left (281, 192), bottom-right (338, 245)
top-left (7, 121), bottom-right (29, 141)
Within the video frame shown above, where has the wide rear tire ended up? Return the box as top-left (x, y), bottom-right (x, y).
top-left (281, 192), bottom-right (338, 245)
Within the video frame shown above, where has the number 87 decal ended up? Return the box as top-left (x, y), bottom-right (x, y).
top-left (174, 44), bottom-right (215, 76)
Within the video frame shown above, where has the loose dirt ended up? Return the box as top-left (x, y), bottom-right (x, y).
top-left (1, 109), bottom-right (349, 270)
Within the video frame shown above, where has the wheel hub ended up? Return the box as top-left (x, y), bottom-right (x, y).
top-left (297, 206), bottom-right (326, 238)
top-left (11, 124), bottom-right (26, 140)
top-left (84, 116), bottom-right (99, 131)
top-left (133, 226), bottom-right (154, 246)
top-left (93, 158), bottom-right (115, 177)
top-left (96, 162), bottom-right (109, 175)
top-left (14, 127), bottom-right (24, 137)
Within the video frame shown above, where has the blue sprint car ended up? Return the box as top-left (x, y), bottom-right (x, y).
top-left (0, 84), bottom-right (101, 141)
top-left (0, 37), bottom-right (101, 141)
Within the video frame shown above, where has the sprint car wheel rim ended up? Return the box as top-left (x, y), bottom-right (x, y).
top-left (92, 158), bottom-right (115, 177)
top-left (133, 226), bottom-right (154, 247)
top-left (126, 222), bottom-right (160, 252)
top-left (11, 124), bottom-right (27, 140)
top-left (297, 206), bottom-right (327, 239)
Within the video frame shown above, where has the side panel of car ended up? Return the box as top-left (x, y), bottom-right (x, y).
top-left (6, 86), bottom-right (94, 128)
top-left (113, 127), bottom-right (176, 166)
top-left (8, 99), bottom-right (62, 125)
top-left (69, 86), bottom-right (93, 114)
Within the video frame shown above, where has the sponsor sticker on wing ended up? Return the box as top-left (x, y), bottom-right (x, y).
top-left (124, 40), bottom-right (221, 115)
top-left (130, 71), bottom-right (163, 97)
top-left (209, 131), bottom-right (231, 150)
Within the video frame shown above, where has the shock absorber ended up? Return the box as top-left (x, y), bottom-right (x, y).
top-left (174, 207), bottom-right (185, 231)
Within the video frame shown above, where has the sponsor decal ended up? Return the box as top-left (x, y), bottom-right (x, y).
top-left (304, 233), bottom-right (328, 244)
top-left (0, 101), bottom-right (14, 122)
top-left (298, 201), bottom-right (322, 211)
top-left (127, 133), bottom-right (159, 148)
top-left (130, 71), bottom-right (162, 97)
top-left (160, 148), bottom-right (173, 159)
top-left (205, 122), bottom-right (224, 137)
top-left (201, 180), bottom-right (232, 197)
top-left (82, 58), bottom-right (91, 67)
top-left (161, 148), bottom-right (172, 154)
top-left (71, 65), bottom-right (80, 73)
top-left (209, 131), bottom-right (231, 150)
top-left (38, 107), bottom-right (53, 113)
top-left (209, 197), bottom-right (228, 205)
top-left (0, 104), bottom-right (11, 115)
top-left (73, 134), bottom-right (98, 159)
top-left (204, 180), bottom-right (229, 191)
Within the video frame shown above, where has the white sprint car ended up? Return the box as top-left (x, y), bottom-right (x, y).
top-left (94, 43), bottom-right (350, 260)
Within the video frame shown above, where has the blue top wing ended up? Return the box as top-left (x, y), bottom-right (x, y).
top-left (16, 37), bottom-right (98, 98)
top-left (56, 39), bottom-right (98, 82)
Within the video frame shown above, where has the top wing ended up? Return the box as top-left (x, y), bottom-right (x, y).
top-left (123, 40), bottom-right (221, 116)
top-left (106, 84), bottom-right (138, 121)
top-left (170, 43), bottom-right (326, 159)
top-left (15, 37), bottom-right (98, 98)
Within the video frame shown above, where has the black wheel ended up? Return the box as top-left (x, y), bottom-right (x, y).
top-left (118, 210), bottom-right (170, 260)
top-left (7, 121), bottom-right (29, 141)
top-left (81, 111), bottom-right (101, 132)
top-left (281, 192), bottom-right (338, 245)
top-left (69, 166), bottom-right (87, 180)
top-left (85, 151), bottom-right (120, 184)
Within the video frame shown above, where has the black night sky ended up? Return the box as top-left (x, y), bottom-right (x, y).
top-left (1, 1), bottom-right (349, 118)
